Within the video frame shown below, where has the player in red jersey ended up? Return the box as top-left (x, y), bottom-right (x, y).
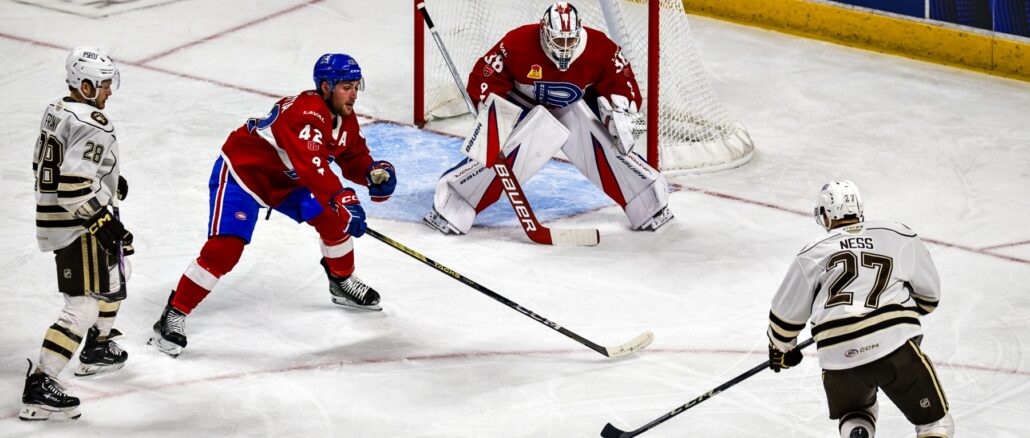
top-left (423, 2), bottom-right (672, 236)
top-left (148, 54), bottom-right (397, 357)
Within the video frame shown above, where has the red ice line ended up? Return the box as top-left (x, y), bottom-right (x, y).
top-left (1, 6), bottom-right (1027, 265)
top-left (1, 347), bottom-right (1026, 421)
top-left (134, 0), bottom-right (326, 64)
top-left (686, 188), bottom-right (1029, 265)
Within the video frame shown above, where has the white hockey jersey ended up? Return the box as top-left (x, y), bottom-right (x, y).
top-left (33, 97), bottom-right (120, 252)
top-left (767, 220), bottom-right (941, 370)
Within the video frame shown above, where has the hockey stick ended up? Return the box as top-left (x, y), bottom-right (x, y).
top-left (416, 2), bottom-right (600, 247)
top-left (367, 227), bottom-right (653, 357)
top-left (113, 205), bottom-right (127, 298)
top-left (600, 338), bottom-right (816, 438)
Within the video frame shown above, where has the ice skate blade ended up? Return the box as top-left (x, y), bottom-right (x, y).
top-left (148, 333), bottom-right (183, 358)
top-left (19, 404), bottom-right (81, 421)
top-left (421, 214), bottom-right (464, 236)
top-left (74, 361), bottom-right (126, 377)
top-left (635, 208), bottom-right (674, 232)
top-left (330, 296), bottom-right (382, 311)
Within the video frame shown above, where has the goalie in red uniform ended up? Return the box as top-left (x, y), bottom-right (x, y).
top-left (148, 54), bottom-right (397, 357)
top-left (423, 1), bottom-right (672, 235)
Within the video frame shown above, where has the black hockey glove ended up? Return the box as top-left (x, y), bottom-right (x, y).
top-left (84, 207), bottom-right (133, 255)
top-left (117, 175), bottom-right (129, 200)
top-left (769, 342), bottom-right (803, 373)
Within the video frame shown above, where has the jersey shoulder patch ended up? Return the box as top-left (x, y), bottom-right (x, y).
top-left (60, 100), bottom-right (115, 133)
top-left (90, 111), bottom-right (108, 126)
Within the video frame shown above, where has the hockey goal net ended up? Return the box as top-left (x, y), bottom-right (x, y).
top-left (414, 0), bottom-right (754, 174)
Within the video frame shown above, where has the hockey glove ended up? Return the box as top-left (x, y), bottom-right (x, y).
top-left (332, 188), bottom-right (367, 238)
top-left (117, 175), bottom-right (129, 200)
top-left (598, 94), bottom-right (645, 155)
top-left (366, 160), bottom-right (396, 202)
top-left (84, 207), bottom-right (133, 255)
top-left (768, 342), bottom-right (803, 373)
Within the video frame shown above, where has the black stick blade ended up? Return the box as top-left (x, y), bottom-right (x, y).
top-left (600, 423), bottom-right (629, 438)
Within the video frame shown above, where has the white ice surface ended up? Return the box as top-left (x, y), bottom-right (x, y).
top-left (1, 1), bottom-right (1029, 437)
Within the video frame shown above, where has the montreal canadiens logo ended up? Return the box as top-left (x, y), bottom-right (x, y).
top-left (235, 212), bottom-right (247, 220)
top-left (845, 349), bottom-right (859, 358)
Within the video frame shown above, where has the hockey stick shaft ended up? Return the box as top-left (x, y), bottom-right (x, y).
top-left (113, 206), bottom-right (127, 294)
top-left (416, 2), bottom-right (599, 247)
top-left (367, 227), bottom-right (649, 357)
top-left (601, 338), bottom-right (816, 438)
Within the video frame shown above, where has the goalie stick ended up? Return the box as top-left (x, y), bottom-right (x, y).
top-left (367, 227), bottom-right (653, 358)
top-left (416, 2), bottom-right (600, 247)
top-left (600, 338), bottom-right (816, 437)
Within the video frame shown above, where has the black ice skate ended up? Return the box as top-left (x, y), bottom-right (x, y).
top-left (422, 207), bottom-right (464, 236)
top-left (75, 327), bottom-right (128, 376)
top-left (19, 360), bottom-right (81, 421)
top-left (148, 294), bottom-right (187, 357)
top-left (321, 259), bottom-right (382, 311)
top-left (635, 206), bottom-right (674, 231)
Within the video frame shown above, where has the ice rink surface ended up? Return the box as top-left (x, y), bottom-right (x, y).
top-left (1, 1), bottom-right (1029, 436)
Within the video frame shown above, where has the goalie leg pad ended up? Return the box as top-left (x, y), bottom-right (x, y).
top-left (429, 105), bottom-right (568, 234)
top-left (429, 167), bottom-right (481, 234)
top-left (555, 100), bottom-right (671, 229)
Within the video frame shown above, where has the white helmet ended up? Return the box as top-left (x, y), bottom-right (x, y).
top-left (540, 2), bottom-right (582, 71)
top-left (66, 46), bottom-right (120, 99)
top-left (814, 180), bottom-right (863, 230)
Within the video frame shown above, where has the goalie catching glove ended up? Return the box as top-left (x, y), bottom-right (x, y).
top-left (598, 94), bottom-right (645, 155)
top-left (331, 188), bottom-right (366, 237)
top-left (365, 160), bottom-right (396, 202)
top-left (768, 342), bottom-right (803, 372)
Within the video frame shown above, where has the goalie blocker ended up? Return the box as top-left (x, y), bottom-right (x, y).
top-left (430, 94), bottom-right (670, 234)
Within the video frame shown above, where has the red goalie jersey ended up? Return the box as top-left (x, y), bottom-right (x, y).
top-left (467, 24), bottom-right (642, 110)
top-left (220, 91), bottom-right (373, 208)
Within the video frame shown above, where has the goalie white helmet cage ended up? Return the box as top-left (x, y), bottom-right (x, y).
top-left (540, 2), bottom-right (583, 71)
top-left (815, 180), bottom-right (864, 230)
top-left (66, 46), bottom-right (120, 99)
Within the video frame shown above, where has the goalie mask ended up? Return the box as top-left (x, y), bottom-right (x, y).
top-left (540, 2), bottom-right (582, 71)
top-left (313, 53), bottom-right (364, 92)
top-left (814, 180), bottom-right (864, 230)
top-left (66, 46), bottom-right (120, 101)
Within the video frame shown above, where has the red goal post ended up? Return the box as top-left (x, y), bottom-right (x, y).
top-left (414, 0), bottom-right (754, 174)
